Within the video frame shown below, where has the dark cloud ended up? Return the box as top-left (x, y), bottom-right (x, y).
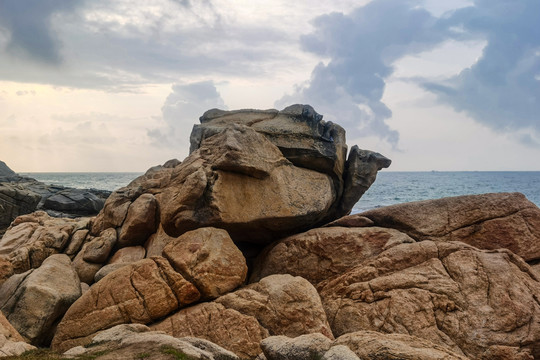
top-left (0, 0), bottom-right (294, 89)
top-left (0, 0), bottom-right (85, 63)
top-left (423, 0), bottom-right (540, 141)
top-left (277, 0), bottom-right (449, 145)
top-left (148, 80), bottom-right (226, 148)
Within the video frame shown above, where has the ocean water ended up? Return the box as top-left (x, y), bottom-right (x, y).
top-left (353, 171), bottom-right (540, 213)
top-left (21, 171), bottom-right (540, 212)
top-left (19, 172), bottom-right (143, 192)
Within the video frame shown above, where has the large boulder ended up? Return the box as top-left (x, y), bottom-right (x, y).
top-left (90, 105), bottom-right (390, 246)
top-left (350, 192), bottom-right (540, 262)
top-left (250, 226), bottom-right (414, 285)
top-left (51, 257), bottom-right (200, 352)
top-left (318, 240), bottom-right (540, 359)
top-left (0, 211), bottom-right (90, 273)
top-left (62, 324), bottom-right (239, 360)
top-left (0, 254), bottom-right (81, 346)
top-left (0, 161), bottom-right (15, 177)
top-left (151, 302), bottom-right (268, 359)
top-left (162, 227), bottom-right (248, 299)
top-left (42, 188), bottom-right (107, 216)
top-left (152, 274), bottom-right (333, 359)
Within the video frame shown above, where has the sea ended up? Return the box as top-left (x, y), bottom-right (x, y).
top-left (20, 171), bottom-right (540, 214)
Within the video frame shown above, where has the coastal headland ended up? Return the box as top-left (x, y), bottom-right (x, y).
top-left (0, 105), bottom-right (539, 360)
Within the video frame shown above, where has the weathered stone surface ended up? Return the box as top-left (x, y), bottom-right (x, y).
top-left (51, 257), bottom-right (200, 352)
top-left (0, 161), bottom-right (15, 177)
top-left (0, 183), bottom-right (41, 231)
top-left (163, 227), bottom-right (247, 299)
top-left (64, 324), bottom-right (239, 360)
top-left (0, 257), bottom-right (13, 286)
top-left (322, 345), bottom-right (360, 360)
top-left (160, 125), bottom-right (336, 243)
top-left (72, 243), bottom-right (103, 284)
top-left (90, 186), bottom-right (141, 235)
top-left (0, 310), bottom-right (37, 357)
top-left (339, 146), bottom-right (391, 216)
top-left (118, 193), bottom-right (158, 247)
top-left (0, 211), bottom-right (90, 273)
top-left (152, 302), bottom-right (268, 360)
top-left (335, 331), bottom-right (470, 360)
top-left (319, 241), bottom-right (540, 359)
top-left (145, 224), bottom-right (175, 258)
top-left (82, 228), bottom-right (117, 263)
top-left (216, 274), bottom-right (333, 339)
top-left (93, 263), bottom-right (128, 283)
top-left (191, 105), bottom-right (347, 182)
top-left (359, 192), bottom-right (540, 262)
top-left (260, 333), bottom-right (332, 360)
top-left (250, 227), bottom-right (414, 285)
top-left (64, 229), bottom-right (88, 256)
top-left (43, 189), bottom-right (106, 215)
top-left (108, 245), bottom-right (146, 264)
top-left (0, 254), bottom-right (81, 346)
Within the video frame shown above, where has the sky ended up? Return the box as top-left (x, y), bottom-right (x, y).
top-left (0, 0), bottom-right (539, 172)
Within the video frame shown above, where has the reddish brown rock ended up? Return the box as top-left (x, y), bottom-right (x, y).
top-left (107, 246), bottom-right (146, 264)
top-left (118, 193), bottom-right (158, 247)
top-left (82, 228), bottom-right (117, 263)
top-left (152, 302), bottom-right (268, 359)
top-left (0, 257), bottom-right (13, 287)
top-left (163, 227), bottom-right (247, 299)
top-left (250, 227), bottom-right (414, 285)
top-left (358, 192), bottom-right (540, 261)
top-left (0, 211), bottom-right (89, 273)
top-left (51, 257), bottom-right (200, 352)
top-left (319, 241), bottom-right (540, 359)
top-left (144, 224), bottom-right (175, 258)
top-left (216, 274), bottom-right (333, 340)
top-left (335, 331), bottom-right (470, 360)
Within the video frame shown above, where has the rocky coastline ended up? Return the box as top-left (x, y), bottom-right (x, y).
top-left (0, 105), bottom-right (539, 360)
top-left (0, 161), bottom-right (111, 236)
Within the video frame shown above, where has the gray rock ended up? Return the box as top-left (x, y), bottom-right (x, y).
top-left (94, 263), bottom-right (128, 283)
top-left (323, 345), bottom-right (360, 360)
top-left (0, 254), bottom-right (81, 346)
top-left (0, 161), bottom-right (15, 177)
top-left (260, 333), bottom-right (333, 360)
top-left (0, 183), bottom-right (41, 230)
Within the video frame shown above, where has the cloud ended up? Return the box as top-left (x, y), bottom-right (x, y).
top-left (276, 0), bottom-right (450, 146)
top-left (148, 80), bottom-right (226, 149)
top-left (423, 0), bottom-right (540, 142)
top-left (0, 0), bottom-right (85, 64)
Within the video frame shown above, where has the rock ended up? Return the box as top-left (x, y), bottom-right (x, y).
top-left (93, 263), bottom-right (128, 283)
top-left (0, 183), bottom-right (41, 231)
top-left (107, 245), bottom-right (146, 264)
top-left (192, 105), bottom-right (347, 182)
top-left (250, 227), bottom-right (414, 285)
top-left (51, 257), bottom-right (200, 352)
top-left (0, 310), bottom-right (37, 357)
top-left (322, 345), bottom-right (360, 360)
top-left (260, 333), bottom-right (332, 360)
top-left (216, 274), bottom-right (333, 339)
top-left (160, 125), bottom-right (336, 243)
top-left (163, 227), bottom-right (248, 299)
top-left (318, 240), bottom-right (540, 359)
top-left (72, 243), bottom-right (103, 284)
top-left (0, 161), bottom-right (15, 177)
top-left (0, 257), bottom-right (13, 286)
top-left (90, 186), bottom-right (141, 235)
top-left (0, 211), bottom-right (90, 273)
top-left (64, 324), bottom-right (239, 360)
top-left (335, 331), bottom-right (470, 360)
top-left (358, 192), bottom-right (540, 262)
top-left (42, 189), bottom-right (106, 215)
top-left (152, 302), bottom-right (268, 359)
top-left (339, 146), bottom-right (391, 215)
top-left (82, 227), bottom-right (117, 263)
top-left (64, 229), bottom-right (89, 256)
top-left (145, 224), bottom-right (175, 258)
top-left (118, 193), bottom-right (158, 247)
top-left (0, 254), bottom-right (81, 346)
top-left (325, 215), bottom-right (374, 228)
